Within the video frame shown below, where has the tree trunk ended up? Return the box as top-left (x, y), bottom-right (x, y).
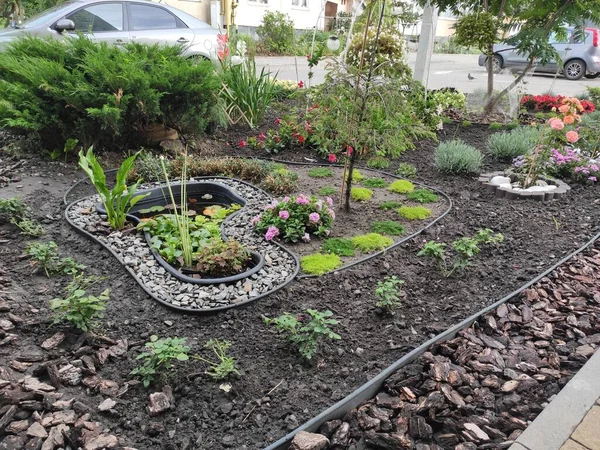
top-left (484, 43), bottom-right (494, 115)
top-left (488, 57), bottom-right (535, 113)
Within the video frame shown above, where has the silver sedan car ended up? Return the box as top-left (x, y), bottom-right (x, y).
top-left (0, 0), bottom-right (223, 62)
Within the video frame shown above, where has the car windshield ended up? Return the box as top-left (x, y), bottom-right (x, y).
top-left (17, 2), bottom-right (77, 29)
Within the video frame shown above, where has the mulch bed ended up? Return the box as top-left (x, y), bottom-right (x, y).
top-left (0, 121), bottom-right (599, 450)
top-left (307, 242), bottom-right (600, 450)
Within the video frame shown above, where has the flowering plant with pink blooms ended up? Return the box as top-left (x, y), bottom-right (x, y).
top-left (252, 194), bottom-right (335, 243)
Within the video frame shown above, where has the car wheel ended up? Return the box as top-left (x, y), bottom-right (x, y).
top-left (563, 59), bottom-right (586, 80)
top-left (585, 72), bottom-right (600, 79)
top-left (484, 55), bottom-right (503, 73)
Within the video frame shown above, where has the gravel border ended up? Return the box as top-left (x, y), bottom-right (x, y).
top-left (65, 178), bottom-right (299, 312)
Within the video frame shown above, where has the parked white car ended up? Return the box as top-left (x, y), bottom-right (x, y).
top-left (0, 0), bottom-right (222, 63)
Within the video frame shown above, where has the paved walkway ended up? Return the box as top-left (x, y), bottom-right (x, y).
top-left (509, 349), bottom-right (600, 450)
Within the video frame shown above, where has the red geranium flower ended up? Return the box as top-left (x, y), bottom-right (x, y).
top-left (238, 140), bottom-right (246, 148)
top-left (258, 133), bottom-right (266, 140)
top-left (298, 80), bottom-right (305, 88)
top-left (328, 154), bottom-right (337, 163)
top-left (297, 135), bottom-right (306, 144)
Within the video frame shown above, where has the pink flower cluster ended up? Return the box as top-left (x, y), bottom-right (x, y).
top-left (309, 212), bottom-right (320, 223)
top-left (549, 118), bottom-right (565, 130)
top-left (296, 194), bottom-right (309, 205)
top-left (279, 210), bottom-right (290, 220)
top-left (265, 226), bottom-right (280, 241)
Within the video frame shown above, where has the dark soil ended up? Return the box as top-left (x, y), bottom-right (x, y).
top-left (0, 122), bottom-right (599, 450)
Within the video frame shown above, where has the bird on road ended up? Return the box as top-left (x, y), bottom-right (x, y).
top-left (468, 73), bottom-right (475, 80)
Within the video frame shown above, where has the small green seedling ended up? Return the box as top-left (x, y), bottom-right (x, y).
top-left (195, 339), bottom-right (240, 380)
top-left (131, 335), bottom-right (190, 388)
top-left (265, 309), bottom-right (340, 360)
top-left (50, 276), bottom-right (108, 332)
top-left (0, 197), bottom-right (45, 236)
top-left (474, 228), bottom-right (504, 246)
top-left (395, 163), bottom-right (417, 179)
top-left (375, 276), bottom-right (405, 313)
top-left (25, 241), bottom-right (85, 277)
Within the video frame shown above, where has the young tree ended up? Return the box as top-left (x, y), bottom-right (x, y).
top-left (422, 0), bottom-right (600, 115)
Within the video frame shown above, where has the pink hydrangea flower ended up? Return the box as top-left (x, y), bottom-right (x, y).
top-left (265, 226), bottom-right (280, 241)
top-left (309, 212), bottom-right (320, 223)
top-left (302, 233), bottom-right (310, 243)
top-left (282, 196), bottom-right (290, 203)
top-left (589, 176), bottom-right (597, 182)
top-left (326, 197), bottom-right (334, 207)
top-left (279, 210), bottom-right (289, 220)
top-left (566, 130), bottom-right (579, 143)
top-left (250, 215), bottom-right (261, 226)
top-left (296, 195), bottom-right (309, 205)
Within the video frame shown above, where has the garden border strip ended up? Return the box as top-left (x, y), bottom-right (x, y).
top-left (63, 177), bottom-right (301, 314)
top-left (263, 229), bottom-right (600, 450)
top-left (62, 161), bottom-right (452, 280)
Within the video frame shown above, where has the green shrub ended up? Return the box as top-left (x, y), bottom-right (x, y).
top-left (257, 11), bottom-right (296, 54)
top-left (322, 238), bottom-right (355, 257)
top-left (397, 206), bottom-right (432, 220)
top-left (301, 253), bottom-right (342, 275)
top-left (388, 180), bottom-right (415, 194)
top-left (375, 276), bottom-right (405, 313)
top-left (0, 37), bottom-right (221, 151)
top-left (0, 196), bottom-right (44, 236)
top-left (308, 167), bottom-right (334, 178)
top-left (362, 177), bottom-right (388, 188)
top-left (487, 127), bottom-right (541, 160)
top-left (366, 156), bottom-right (391, 170)
top-left (318, 186), bottom-right (337, 196)
top-left (371, 221), bottom-right (405, 236)
top-left (434, 140), bottom-right (483, 174)
top-left (351, 233), bottom-right (393, 252)
top-left (351, 187), bottom-right (373, 202)
top-left (220, 59), bottom-right (278, 128)
top-left (406, 189), bottom-right (438, 203)
top-left (379, 200), bottom-right (402, 210)
top-left (193, 240), bottom-right (251, 278)
top-left (347, 27), bottom-right (409, 78)
top-left (50, 275), bottom-right (108, 332)
top-left (396, 163), bottom-right (417, 179)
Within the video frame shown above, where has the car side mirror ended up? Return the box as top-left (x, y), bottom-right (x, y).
top-left (55, 19), bottom-right (75, 32)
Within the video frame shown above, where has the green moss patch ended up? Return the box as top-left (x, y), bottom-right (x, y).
top-left (362, 177), bottom-right (388, 188)
top-left (397, 205), bottom-right (432, 220)
top-left (379, 200), bottom-right (402, 211)
top-left (371, 220), bottom-right (405, 236)
top-left (318, 186), bottom-right (337, 196)
top-left (301, 253), bottom-right (342, 275)
top-left (406, 189), bottom-right (438, 203)
top-left (308, 167), bottom-right (334, 178)
top-left (322, 238), bottom-right (355, 257)
top-left (345, 169), bottom-right (365, 182)
top-left (351, 233), bottom-right (394, 253)
top-left (388, 179), bottom-right (415, 194)
top-left (351, 187), bottom-right (373, 202)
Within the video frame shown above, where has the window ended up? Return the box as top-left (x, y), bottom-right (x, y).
top-left (292, 0), bottom-right (308, 6)
top-left (248, 0), bottom-right (268, 5)
top-left (66, 4), bottom-right (123, 32)
top-left (129, 4), bottom-right (183, 30)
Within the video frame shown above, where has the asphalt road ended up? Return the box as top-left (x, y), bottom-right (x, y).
top-left (256, 53), bottom-right (596, 98)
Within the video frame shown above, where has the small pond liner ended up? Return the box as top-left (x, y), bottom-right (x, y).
top-left (64, 176), bottom-right (301, 314)
top-left (263, 229), bottom-right (600, 450)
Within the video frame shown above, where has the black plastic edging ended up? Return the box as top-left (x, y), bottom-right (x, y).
top-left (63, 178), bottom-right (301, 314)
top-left (264, 229), bottom-right (600, 450)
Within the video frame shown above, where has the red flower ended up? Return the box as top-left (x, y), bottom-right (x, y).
top-left (274, 136), bottom-right (281, 143)
top-left (327, 154), bottom-right (337, 163)
top-left (258, 133), bottom-right (266, 140)
top-left (298, 80), bottom-right (305, 88)
top-left (275, 118), bottom-right (282, 125)
top-left (297, 135), bottom-right (306, 144)
top-left (304, 121), bottom-right (311, 132)
top-left (346, 145), bottom-right (354, 156)
top-left (238, 140), bottom-right (246, 148)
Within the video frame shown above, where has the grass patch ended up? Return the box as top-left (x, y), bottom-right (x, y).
top-left (397, 205), bottom-right (432, 220)
top-left (362, 177), bottom-right (388, 188)
top-left (371, 221), bottom-right (405, 236)
top-left (301, 253), bottom-right (342, 275)
top-left (351, 187), bottom-right (373, 202)
top-left (406, 189), bottom-right (438, 203)
top-left (379, 200), bottom-right (402, 210)
top-left (308, 167), bottom-right (334, 178)
top-left (388, 179), bottom-right (415, 194)
top-left (322, 238), bottom-right (355, 257)
top-left (351, 233), bottom-right (394, 252)
top-left (318, 186), bottom-right (337, 196)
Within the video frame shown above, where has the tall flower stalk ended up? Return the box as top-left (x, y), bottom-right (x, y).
top-left (160, 150), bottom-right (193, 268)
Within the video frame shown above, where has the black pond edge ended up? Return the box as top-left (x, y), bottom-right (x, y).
top-left (62, 161), bottom-right (452, 280)
top-left (63, 177), bottom-right (301, 314)
top-left (263, 229), bottom-right (600, 450)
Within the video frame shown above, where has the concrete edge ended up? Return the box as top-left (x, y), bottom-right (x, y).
top-left (509, 349), bottom-right (600, 450)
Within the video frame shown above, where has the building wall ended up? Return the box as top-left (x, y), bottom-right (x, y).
top-left (234, 0), bottom-right (336, 31)
top-left (162, 0), bottom-right (211, 23)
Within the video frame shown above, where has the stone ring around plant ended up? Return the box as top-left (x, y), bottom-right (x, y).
top-left (65, 178), bottom-right (300, 313)
top-left (479, 171), bottom-right (571, 201)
